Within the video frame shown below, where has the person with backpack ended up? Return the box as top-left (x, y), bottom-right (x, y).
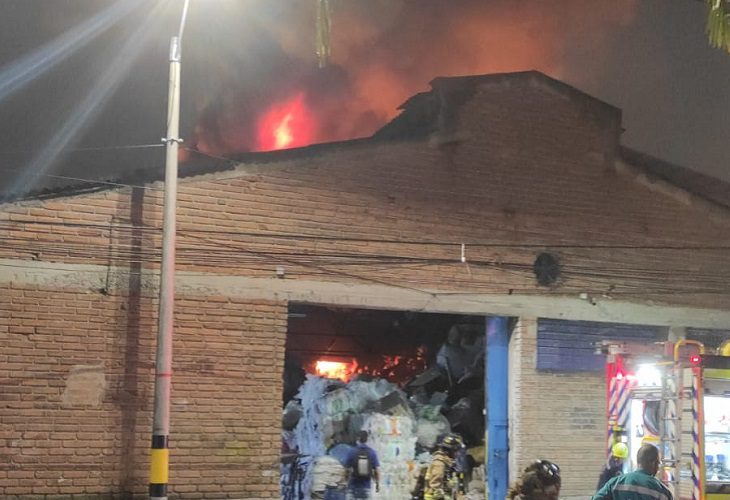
top-left (346, 430), bottom-right (380, 499)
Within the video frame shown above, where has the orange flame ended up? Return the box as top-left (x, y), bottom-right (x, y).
top-left (184, 1), bottom-right (638, 158)
top-left (256, 93), bottom-right (314, 151)
top-left (315, 359), bottom-right (356, 381)
top-left (274, 113), bottom-right (294, 149)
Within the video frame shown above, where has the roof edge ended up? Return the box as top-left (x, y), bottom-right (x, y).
top-left (615, 154), bottom-right (730, 227)
top-left (430, 70), bottom-right (622, 115)
top-left (620, 146), bottom-right (730, 211)
top-left (0, 136), bottom-right (389, 204)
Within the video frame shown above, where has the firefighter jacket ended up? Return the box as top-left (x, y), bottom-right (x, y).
top-left (424, 451), bottom-right (456, 500)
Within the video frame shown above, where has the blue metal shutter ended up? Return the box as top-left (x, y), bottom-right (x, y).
top-left (687, 328), bottom-right (730, 349)
top-left (537, 319), bottom-right (665, 372)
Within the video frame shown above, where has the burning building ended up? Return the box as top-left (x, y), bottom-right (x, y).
top-left (181, 0), bottom-right (638, 159)
top-left (0, 71), bottom-right (729, 499)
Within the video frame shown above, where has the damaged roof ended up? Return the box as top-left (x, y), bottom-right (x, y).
top-left (1, 71), bottom-right (728, 214)
top-left (373, 70), bottom-right (621, 140)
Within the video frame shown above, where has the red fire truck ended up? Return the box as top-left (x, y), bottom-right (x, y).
top-left (601, 339), bottom-right (730, 500)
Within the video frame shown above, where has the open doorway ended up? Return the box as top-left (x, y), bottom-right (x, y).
top-left (281, 304), bottom-right (488, 499)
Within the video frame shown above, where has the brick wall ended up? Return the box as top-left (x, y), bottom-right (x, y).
top-left (1, 74), bottom-right (728, 498)
top-left (509, 318), bottom-right (605, 499)
top-left (0, 283), bottom-right (286, 499)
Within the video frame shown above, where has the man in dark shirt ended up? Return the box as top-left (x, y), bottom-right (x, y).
top-left (346, 430), bottom-right (380, 499)
top-left (593, 444), bottom-right (673, 500)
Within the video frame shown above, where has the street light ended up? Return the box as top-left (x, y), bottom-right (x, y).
top-left (150, 1), bottom-right (190, 499)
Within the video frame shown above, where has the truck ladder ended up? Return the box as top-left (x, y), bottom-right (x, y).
top-left (672, 340), bottom-right (706, 500)
top-left (660, 363), bottom-right (682, 498)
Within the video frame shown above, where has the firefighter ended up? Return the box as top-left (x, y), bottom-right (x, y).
top-left (597, 442), bottom-right (629, 490)
top-left (423, 434), bottom-right (463, 500)
top-left (508, 459), bottom-right (562, 500)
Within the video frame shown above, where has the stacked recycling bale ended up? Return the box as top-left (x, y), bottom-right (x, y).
top-left (309, 455), bottom-right (346, 499)
top-left (291, 376), bottom-right (333, 498)
top-left (293, 375), bottom-right (410, 499)
top-left (365, 413), bottom-right (418, 499)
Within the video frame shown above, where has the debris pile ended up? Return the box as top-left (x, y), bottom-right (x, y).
top-left (281, 324), bottom-right (487, 500)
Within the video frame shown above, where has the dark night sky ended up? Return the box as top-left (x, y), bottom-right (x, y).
top-left (0, 0), bottom-right (728, 199)
top-left (573, 1), bottom-right (730, 181)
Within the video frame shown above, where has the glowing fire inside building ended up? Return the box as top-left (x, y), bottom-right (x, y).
top-left (314, 359), bottom-right (354, 381)
top-left (282, 305), bottom-right (487, 498)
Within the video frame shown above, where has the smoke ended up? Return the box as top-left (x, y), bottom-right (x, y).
top-left (184, 0), bottom-right (637, 156)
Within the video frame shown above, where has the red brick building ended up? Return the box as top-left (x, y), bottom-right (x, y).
top-left (1, 71), bottom-right (729, 499)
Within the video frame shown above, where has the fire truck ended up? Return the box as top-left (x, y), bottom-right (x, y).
top-left (601, 339), bottom-right (730, 500)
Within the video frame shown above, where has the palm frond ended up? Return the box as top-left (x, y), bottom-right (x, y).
top-left (316, 0), bottom-right (332, 68)
top-left (706, 0), bottom-right (730, 52)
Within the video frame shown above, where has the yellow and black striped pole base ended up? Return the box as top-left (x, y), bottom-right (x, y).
top-left (149, 435), bottom-right (169, 499)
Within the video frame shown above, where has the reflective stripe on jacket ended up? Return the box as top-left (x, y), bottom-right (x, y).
top-left (592, 470), bottom-right (673, 500)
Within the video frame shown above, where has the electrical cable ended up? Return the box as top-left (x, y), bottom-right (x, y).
top-left (4, 142), bottom-right (722, 252)
top-left (2, 218), bottom-right (730, 251)
top-left (181, 231), bottom-right (438, 296)
top-left (1, 165), bottom-right (729, 298)
top-left (3, 223), bottom-right (730, 288)
top-left (0, 219), bottom-right (717, 264)
top-left (66, 143), bottom-right (164, 152)
top-left (1, 165), bottom-right (164, 192)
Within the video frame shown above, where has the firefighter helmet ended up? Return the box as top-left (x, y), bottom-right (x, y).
top-left (612, 442), bottom-right (629, 459)
top-left (439, 434), bottom-right (463, 452)
top-left (526, 459), bottom-right (561, 487)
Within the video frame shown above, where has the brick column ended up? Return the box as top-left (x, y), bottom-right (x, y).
top-left (508, 318), bottom-right (606, 499)
top-left (508, 318), bottom-right (537, 484)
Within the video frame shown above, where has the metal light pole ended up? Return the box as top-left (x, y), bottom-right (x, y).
top-left (150, 1), bottom-right (190, 499)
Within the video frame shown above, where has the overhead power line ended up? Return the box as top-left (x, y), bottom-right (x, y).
top-left (2, 218), bottom-right (730, 251)
top-left (66, 143), bottom-right (164, 153)
top-left (1, 227), bottom-right (729, 296)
